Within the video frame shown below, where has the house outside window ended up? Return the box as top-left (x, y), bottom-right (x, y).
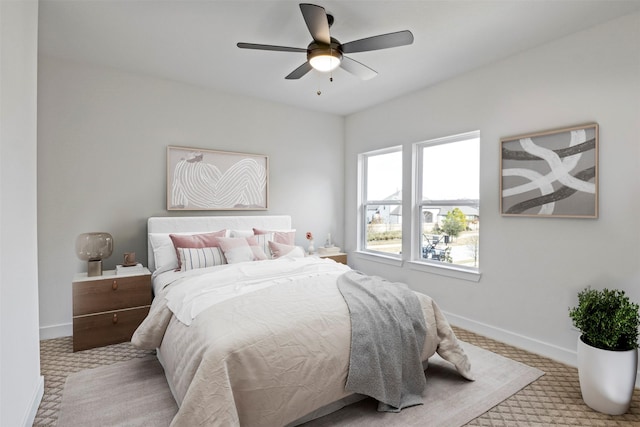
top-left (359, 147), bottom-right (402, 256)
top-left (414, 131), bottom-right (480, 270)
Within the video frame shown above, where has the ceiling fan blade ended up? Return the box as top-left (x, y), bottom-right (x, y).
top-left (237, 42), bottom-right (306, 53)
top-left (340, 56), bottom-right (377, 80)
top-left (285, 62), bottom-right (313, 80)
top-left (300, 3), bottom-right (331, 45)
top-left (341, 30), bottom-right (414, 54)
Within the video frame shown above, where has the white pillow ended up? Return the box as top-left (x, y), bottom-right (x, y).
top-left (177, 247), bottom-right (226, 271)
top-left (268, 241), bottom-right (306, 259)
top-left (149, 233), bottom-right (180, 272)
top-left (229, 229), bottom-right (254, 238)
top-left (281, 246), bottom-right (306, 259)
top-left (216, 236), bottom-right (268, 264)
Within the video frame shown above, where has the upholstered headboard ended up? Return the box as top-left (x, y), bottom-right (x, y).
top-left (147, 215), bottom-right (292, 271)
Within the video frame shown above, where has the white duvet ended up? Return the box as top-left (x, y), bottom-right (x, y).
top-left (132, 257), bottom-right (472, 426)
top-left (165, 257), bottom-right (350, 325)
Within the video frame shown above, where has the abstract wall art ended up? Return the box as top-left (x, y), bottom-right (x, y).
top-left (167, 146), bottom-right (268, 210)
top-left (500, 124), bottom-right (598, 218)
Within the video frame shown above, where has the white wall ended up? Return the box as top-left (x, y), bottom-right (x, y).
top-left (1, 0), bottom-right (44, 425)
top-left (37, 57), bottom-right (344, 337)
top-left (345, 13), bottom-right (640, 367)
top-left (36, 5), bottom-right (639, 378)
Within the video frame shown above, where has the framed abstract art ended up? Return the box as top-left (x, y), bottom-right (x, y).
top-left (167, 146), bottom-right (268, 211)
top-left (500, 124), bottom-right (598, 218)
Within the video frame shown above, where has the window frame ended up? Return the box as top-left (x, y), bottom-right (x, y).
top-left (358, 145), bottom-right (403, 258)
top-left (412, 131), bottom-right (481, 275)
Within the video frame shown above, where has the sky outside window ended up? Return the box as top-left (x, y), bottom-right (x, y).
top-left (366, 150), bottom-right (402, 201)
top-left (422, 138), bottom-right (479, 200)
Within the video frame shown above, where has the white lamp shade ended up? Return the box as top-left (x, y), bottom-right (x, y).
top-left (309, 49), bottom-right (342, 72)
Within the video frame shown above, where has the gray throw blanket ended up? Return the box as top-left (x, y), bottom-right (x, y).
top-left (337, 270), bottom-right (427, 412)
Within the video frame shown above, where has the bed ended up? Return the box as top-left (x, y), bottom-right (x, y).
top-left (132, 215), bottom-right (473, 426)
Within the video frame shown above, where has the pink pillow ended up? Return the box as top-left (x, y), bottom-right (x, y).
top-left (253, 228), bottom-right (296, 245)
top-left (169, 230), bottom-right (226, 270)
top-left (215, 236), bottom-right (268, 264)
top-left (268, 241), bottom-right (306, 259)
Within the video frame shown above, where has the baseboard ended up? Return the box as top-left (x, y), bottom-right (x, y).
top-left (444, 311), bottom-right (640, 388)
top-left (39, 322), bottom-right (72, 340)
top-left (23, 375), bottom-right (44, 427)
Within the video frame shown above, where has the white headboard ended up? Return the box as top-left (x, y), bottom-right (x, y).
top-left (147, 215), bottom-right (292, 271)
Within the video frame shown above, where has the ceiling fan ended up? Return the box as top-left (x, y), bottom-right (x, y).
top-left (237, 3), bottom-right (414, 81)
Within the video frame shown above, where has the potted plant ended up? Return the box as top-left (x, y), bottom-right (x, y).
top-left (569, 287), bottom-right (639, 415)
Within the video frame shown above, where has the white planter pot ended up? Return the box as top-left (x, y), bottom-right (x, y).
top-left (577, 336), bottom-right (638, 415)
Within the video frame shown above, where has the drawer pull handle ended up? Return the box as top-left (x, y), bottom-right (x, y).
top-left (112, 280), bottom-right (118, 291)
top-left (112, 314), bottom-right (118, 324)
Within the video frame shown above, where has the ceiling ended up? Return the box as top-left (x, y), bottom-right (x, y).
top-left (38, 1), bottom-right (640, 116)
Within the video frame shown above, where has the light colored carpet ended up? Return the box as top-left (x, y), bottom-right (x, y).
top-left (56, 341), bottom-right (542, 427)
top-left (56, 356), bottom-right (177, 427)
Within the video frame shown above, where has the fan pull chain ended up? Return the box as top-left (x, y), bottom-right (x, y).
top-left (317, 48), bottom-right (336, 95)
top-left (330, 46), bottom-right (335, 82)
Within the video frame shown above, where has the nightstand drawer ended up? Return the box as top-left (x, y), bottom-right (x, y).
top-left (73, 274), bottom-right (151, 316)
top-left (73, 306), bottom-right (150, 352)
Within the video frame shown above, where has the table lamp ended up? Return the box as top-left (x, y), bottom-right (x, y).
top-left (76, 232), bottom-right (113, 276)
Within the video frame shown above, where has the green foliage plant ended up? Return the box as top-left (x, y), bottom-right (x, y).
top-left (441, 208), bottom-right (467, 237)
top-left (569, 287), bottom-right (640, 351)
top-left (366, 229), bottom-right (402, 242)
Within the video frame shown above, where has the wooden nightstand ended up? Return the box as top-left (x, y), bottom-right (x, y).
top-left (72, 268), bottom-right (152, 352)
top-left (318, 252), bottom-right (347, 265)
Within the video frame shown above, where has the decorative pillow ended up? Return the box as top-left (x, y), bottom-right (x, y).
top-left (169, 230), bottom-right (227, 270)
top-left (229, 229), bottom-right (254, 238)
top-left (215, 236), bottom-right (268, 264)
top-left (177, 247), bottom-right (226, 271)
top-left (149, 233), bottom-right (180, 273)
top-left (253, 233), bottom-right (274, 259)
top-left (253, 228), bottom-right (296, 245)
top-left (268, 241), bottom-right (306, 259)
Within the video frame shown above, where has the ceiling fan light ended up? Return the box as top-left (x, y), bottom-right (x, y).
top-left (309, 50), bottom-right (342, 72)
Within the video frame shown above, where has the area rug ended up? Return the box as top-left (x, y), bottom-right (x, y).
top-left (57, 341), bottom-right (543, 427)
top-left (56, 355), bottom-right (177, 427)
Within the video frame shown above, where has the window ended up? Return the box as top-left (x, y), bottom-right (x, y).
top-left (414, 131), bottom-right (480, 270)
top-left (359, 147), bottom-right (402, 256)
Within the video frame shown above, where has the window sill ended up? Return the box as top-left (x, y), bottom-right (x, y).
top-left (353, 251), bottom-right (404, 267)
top-left (407, 260), bottom-right (481, 282)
